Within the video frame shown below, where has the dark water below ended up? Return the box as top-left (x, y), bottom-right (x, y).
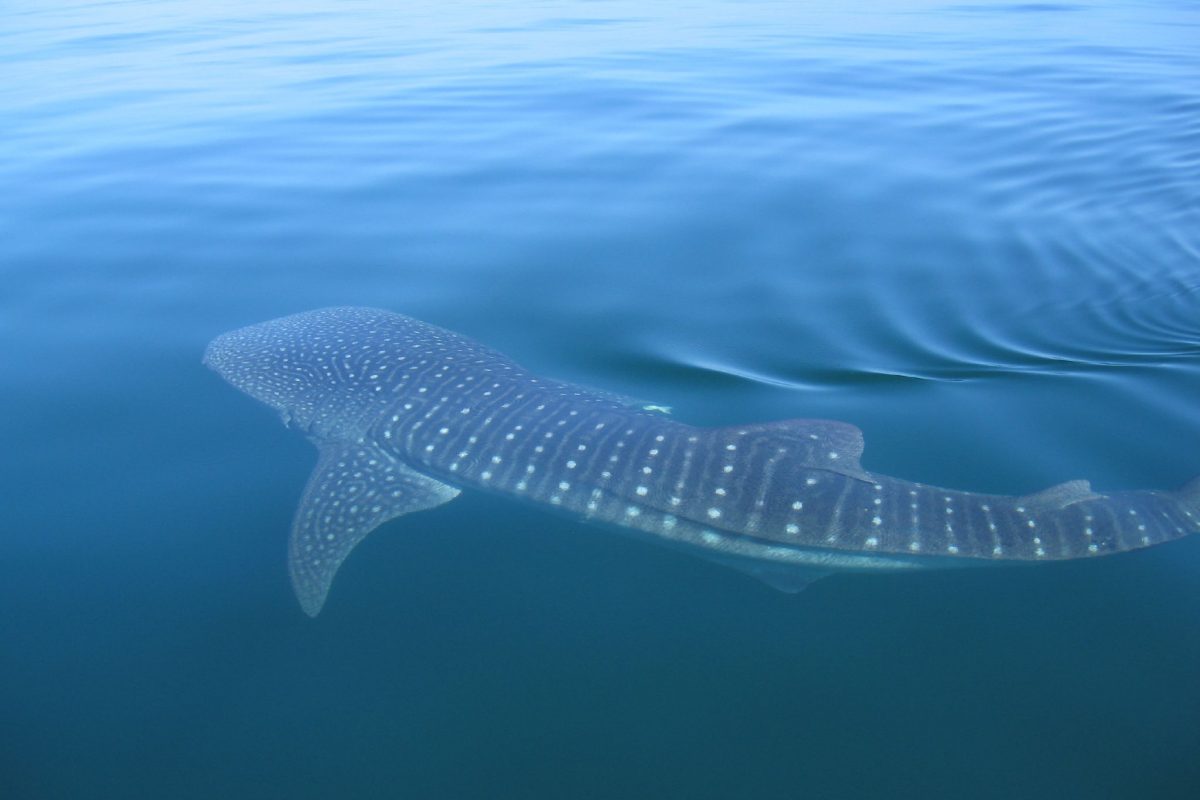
top-left (3, 1), bottom-right (1199, 798)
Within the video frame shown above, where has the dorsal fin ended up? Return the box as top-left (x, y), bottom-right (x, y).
top-left (717, 418), bottom-right (870, 480)
top-left (1018, 479), bottom-right (1103, 512)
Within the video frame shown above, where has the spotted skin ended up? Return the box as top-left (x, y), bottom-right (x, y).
top-left (205, 307), bottom-right (1200, 615)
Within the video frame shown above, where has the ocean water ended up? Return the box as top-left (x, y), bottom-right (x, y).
top-left (2, 0), bottom-right (1199, 797)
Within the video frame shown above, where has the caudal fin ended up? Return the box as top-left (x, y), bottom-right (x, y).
top-left (1175, 476), bottom-right (1200, 524)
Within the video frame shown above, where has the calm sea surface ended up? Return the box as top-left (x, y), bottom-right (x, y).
top-left (2, 1), bottom-right (1199, 798)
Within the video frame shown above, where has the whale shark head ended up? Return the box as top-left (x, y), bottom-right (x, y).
top-left (204, 306), bottom-right (465, 439)
top-left (204, 307), bottom-right (391, 434)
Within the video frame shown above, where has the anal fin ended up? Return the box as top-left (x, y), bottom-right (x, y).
top-left (701, 553), bottom-right (832, 593)
top-left (289, 442), bottom-right (459, 616)
top-left (741, 564), bottom-right (832, 593)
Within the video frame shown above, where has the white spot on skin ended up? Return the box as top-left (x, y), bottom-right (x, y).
top-left (714, 488), bottom-right (726, 496)
top-left (636, 486), bottom-right (648, 496)
top-left (791, 501), bottom-right (803, 511)
top-left (785, 524), bottom-right (799, 535)
top-left (707, 508), bottom-right (722, 519)
top-left (626, 506), bottom-right (640, 517)
top-left (947, 545), bottom-right (960, 554)
top-left (865, 537), bottom-right (879, 548)
top-left (558, 481), bottom-right (570, 491)
top-left (806, 478), bottom-right (817, 486)
top-left (872, 516), bottom-right (882, 526)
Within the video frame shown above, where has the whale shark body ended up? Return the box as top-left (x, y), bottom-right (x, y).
top-left (205, 307), bottom-right (1200, 616)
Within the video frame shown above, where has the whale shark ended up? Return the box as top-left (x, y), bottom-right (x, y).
top-left (204, 307), bottom-right (1200, 616)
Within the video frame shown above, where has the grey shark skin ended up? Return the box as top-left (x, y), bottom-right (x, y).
top-left (204, 307), bottom-right (1200, 616)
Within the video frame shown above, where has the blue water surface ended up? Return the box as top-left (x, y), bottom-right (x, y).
top-left (2, 1), bottom-right (1199, 798)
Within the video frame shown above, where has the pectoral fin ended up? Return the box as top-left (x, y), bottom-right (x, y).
top-left (288, 443), bottom-right (459, 616)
